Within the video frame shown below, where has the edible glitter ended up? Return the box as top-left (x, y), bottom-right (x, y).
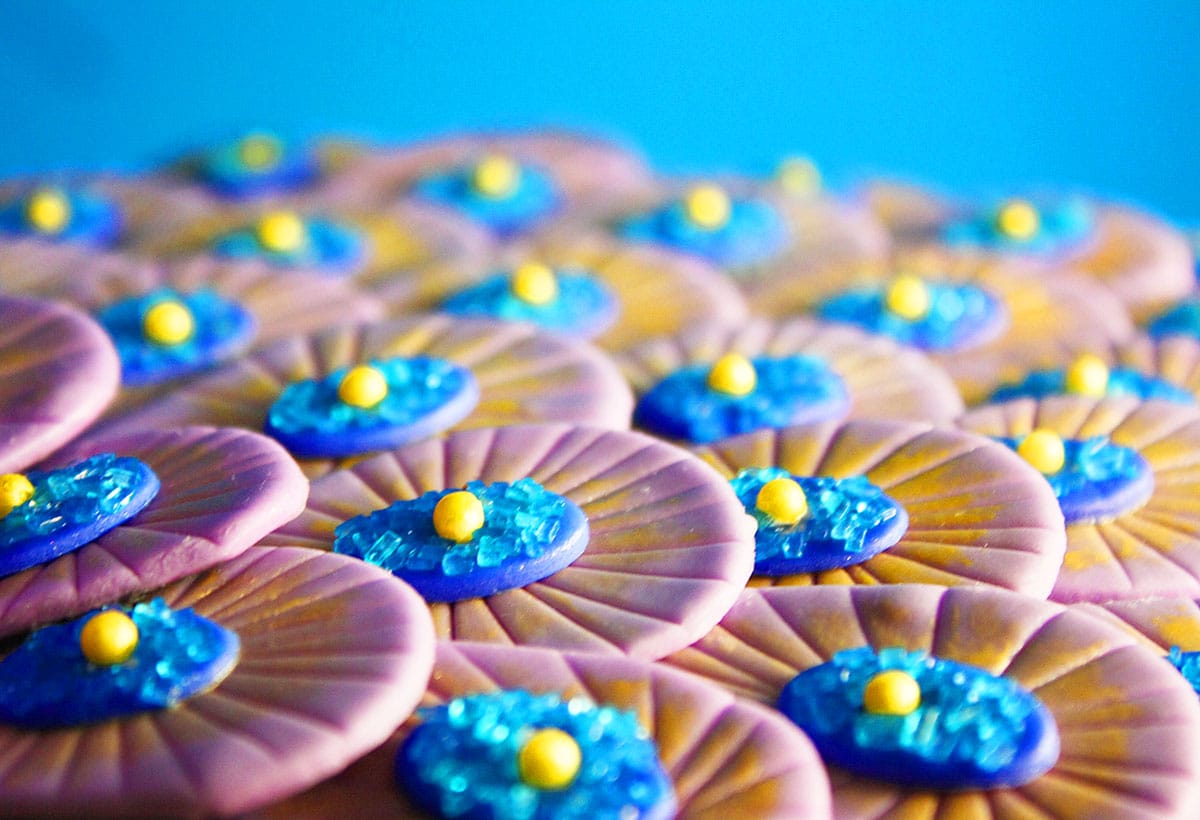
top-left (1148, 299), bottom-right (1200, 342)
top-left (817, 281), bottom-right (1006, 351)
top-left (730, 467), bottom-right (907, 575)
top-left (618, 197), bottom-right (788, 268)
top-left (198, 139), bottom-right (317, 198)
top-left (414, 164), bottom-right (560, 238)
top-left (0, 454), bottom-right (159, 578)
top-left (778, 646), bottom-right (1060, 790)
top-left (0, 598), bottom-right (239, 729)
top-left (941, 198), bottom-right (1094, 254)
top-left (397, 689), bottom-right (675, 820)
top-left (633, 355), bottom-right (849, 443)
top-left (212, 217), bottom-right (366, 273)
top-left (334, 478), bottom-right (587, 602)
top-left (1167, 647), bottom-right (1200, 698)
top-left (264, 356), bottom-right (479, 459)
top-left (96, 288), bottom-right (257, 386)
top-left (441, 268), bottom-right (619, 339)
top-left (991, 367), bottom-right (1194, 405)
top-left (0, 189), bottom-right (121, 246)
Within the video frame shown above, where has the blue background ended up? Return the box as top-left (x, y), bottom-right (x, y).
top-left (2, 1), bottom-right (1198, 221)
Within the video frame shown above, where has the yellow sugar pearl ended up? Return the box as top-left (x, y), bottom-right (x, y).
top-left (518, 728), bottom-right (582, 791)
top-left (256, 211), bottom-right (308, 253)
top-left (776, 156), bottom-right (821, 196)
top-left (683, 184), bottom-right (732, 230)
top-left (995, 199), bottom-right (1041, 241)
top-left (471, 154), bottom-right (520, 198)
top-left (885, 275), bottom-right (932, 320)
top-left (432, 490), bottom-right (485, 543)
top-left (1064, 354), bottom-right (1110, 397)
top-left (756, 477), bottom-right (808, 526)
top-left (142, 300), bottom-right (195, 346)
top-left (238, 133), bottom-right (283, 170)
top-left (337, 365), bottom-right (389, 409)
top-left (707, 353), bottom-right (757, 396)
top-left (862, 670), bottom-right (922, 716)
top-left (79, 610), bottom-right (139, 666)
top-left (510, 262), bottom-right (559, 305)
top-left (0, 473), bottom-right (35, 519)
top-left (1017, 428), bottom-right (1066, 475)
top-left (25, 188), bottom-right (71, 235)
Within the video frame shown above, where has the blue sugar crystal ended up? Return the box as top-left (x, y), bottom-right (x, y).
top-left (212, 217), bottom-right (366, 273)
top-left (198, 138), bottom-right (317, 198)
top-left (779, 646), bottom-right (1060, 790)
top-left (991, 367), bottom-right (1193, 405)
top-left (1148, 299), bottom-right (1200, 341)
top-left (618, 197), bottom-right (788, 268)
top-left (817, 281), bottom-right (1006, 352)
top-left (1167, 648), bottom-right (1200, 697)
top-left (335, 478), bottom-right (587, 602)
top-left (0, 188), bottom-right (122, 247)
top-left (0, 454), bottom-right (159, 578)
top-left (730, 467), bottom-right (907, 575)
top-left (264, 356), bottom-right (479, 459)
top-left (0, 598), bottom-right (239, 728)
top-left (940, 197), bottom-right (1094, 255)
top-left (397, 690), bottom-right (675, 820)
top-left (998, 435), bottom-right (1153, 524)
top-left (442, 268), bottom-right (619, 339)
top-left (414, 164), bottom-right (561, 238)
top-left (96, 288), bottom-right (257, 386)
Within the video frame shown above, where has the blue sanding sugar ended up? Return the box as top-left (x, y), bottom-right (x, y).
top-left (0, 598), bottom-right (240, 728)
top-left (442, 269), bottom-right (616, 334)
top-left (414, 165), bottom-right (560, 236)
top-left (990, 367), bottom-right (1194, 404)
top-left (817, 281), bottom-right (1004, 351)
top-left (212, 217), bottom-right (365, 270)
top-left (397, 689), bottom-right (675, 820)
top-left (618, 197), bottom-right (788, 268)
top-left (1168, 647), bottom-right (1200, 697)
top-left (1000, 435), bottom-right (1146, 499)
top-left (940, 198), bottom-right (1094, 254)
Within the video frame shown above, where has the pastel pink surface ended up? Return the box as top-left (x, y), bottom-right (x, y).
top-left (0, 295), bottom-right (119, 473)
top-left (252, 640), bottom-right (832, 820)
top-left (0, 426), bottom-right (308, 638)
top-left (691, 419), bottom-right (1066, 595)
top-left (261, 423), bottom-right (756, 659)
top-left (667, 584), bottom-right (1200, 819)
top-left (0, 545), bottom-right (436, 818)
top-left (1079, 596), bottom-right (1200, 654)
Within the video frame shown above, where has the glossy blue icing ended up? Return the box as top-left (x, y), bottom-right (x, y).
top-left (0, 189), bottom-right (121, 247)
top-left (999, 435), bottom-right (1153, 524)
top-left (1167, 647), bottom-right (1200, 698)
top-left (198, 140), bottom-right (317, 198)
top-left (264, 357), bottom-right (479, 459)
top-left (397, 689), bottom-right (675, 820)
top-left (990, 366), bottom-right (1194, 405)
top-left (633, 355), bottom-right (849, 443)
top-left (941, 198), bottom-right (1095, 254)
top-left (817, 281), bottom-right (1006, 351)
top-left (0, 454), bottom-right (158, 578)
top-left (334, 478), bottom-right (587, 602)
top-left (1148, 299), bottom-right (1200, 341)
top-left (779, 646), bottom-right (1060, 790)
top-left (441, 268), bottom-right (619, 339)
top-left (730, 467), bottom-right (907, 575)
top-left (211, 217), bottom-right (366, 273)
top-left (0, 598), bottom-right (238, 728)
top-left (413, 164), bottom-right (560, 238)
top-left (96, 288), bottom-right (257, 387)
top-left (618, 197), bottom-right (788, 268)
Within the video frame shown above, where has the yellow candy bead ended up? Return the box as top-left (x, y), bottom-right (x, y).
top-left (995, 199), bottom-right (1041, 241)
top-left (1017, 429), bottom-right (1066, 475)
top-left (862, 670), bottom-right (922, 716)
top-left (1064, 354), bottom-right (1110, 397)
top-left (683, 184), bottom-right (732, 230)
top-left (777, 156), bottom-right (821, 196)
top-left (0, 473), bottom-right (35, 519)
top-left (518, 728), bottom-right (582, 791)
top-left (237, 133), bottom-right (283, 170)
top-left (707, 353), bottom-right (757, 396)
top-left (511, 262), bottom-right (559, 305)
top-left (472, 154), bottom-right (520, 198)
top-left (885, 275), bottom-right (932, 320)
top-left (256, 211), bottom-right (308, 253)
top-left (432, 490), bottom-right (485, 543)
top-left (337, 365), bottom-right (389, 409)
top-left (142, 300), bottom-right (195, 346)
top-left (756, 477), bottom-right (808, 526)
top-left (79, 610), bottom-right (139, 666)
top-left (25, 188), bottom-right (71, 235)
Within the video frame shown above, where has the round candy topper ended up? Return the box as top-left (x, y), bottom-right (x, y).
top-left (211, 210), bottom-right (367, 273)
top-left (195, 132), bottom-right (319, 198)
top-left (0, 186), bottom-right (122, 246)
top-left (413, 154), bottom-right (562, 237)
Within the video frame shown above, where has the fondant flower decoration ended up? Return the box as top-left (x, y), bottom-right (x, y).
top-left (0, 296), bottom-right (120, 473)
top-left (690, 419), bottom-right (1066, 595)
top-left (0, 545), bottom-right (436, 817)
top-left (0, 425), bottom-right (306, 639)
top-left (615, 316), bottom-right (965, 445)
top-left (104, 315), bottom-right (635, 479)
top-left (747, 248), bottom-right (1135, 404)
top-left (667, 584), bottom-right (1200, 819)
top-left (261, 423), bottom-right (756, 659)
top-left (958, 394), bottom-right (1200, 603)
top-left (250, 641), bottom-right (833, 819)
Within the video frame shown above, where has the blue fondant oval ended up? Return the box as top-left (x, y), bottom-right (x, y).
top-left (940, 198), bottom-right (1094, 255)
top-left (990, 367), bottom-right (1194, 405)
top-left (0, 454), bottom-right (159, 578)
top-left (618, 197), bottom-right (788, 268)
top-left (441, 269), bottom-right (619, 339)
top-left (211, 217), bottom-right (366, 273)
top-left (779, 646), bottom-right (1060, 790)
top-left (0, 189), bottom-right (122, 247)
top-left (414, 164), bottom-right (561, 238)
top-left (199, 141), bottom-right (318, 198)
top-left (0, 598), bottom-right (239, 728)
top-left (396, 689), bottom-right (676, 820)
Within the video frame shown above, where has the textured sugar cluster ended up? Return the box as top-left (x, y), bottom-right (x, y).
top-left (991, 366), bottom-right (1194, 404)
top-left (213, 217), bottom-right (364, 270)
top-left (442, 269), bottom-right (615, 332)
top-left (941, 199), bottom-right (1094, 253)
top-left (817, 281), bottom-right (1003, 351)
top-left (1003, 434), bottom-right (1147, 498)
top-left (619, 198), bottom-right (788, 267)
